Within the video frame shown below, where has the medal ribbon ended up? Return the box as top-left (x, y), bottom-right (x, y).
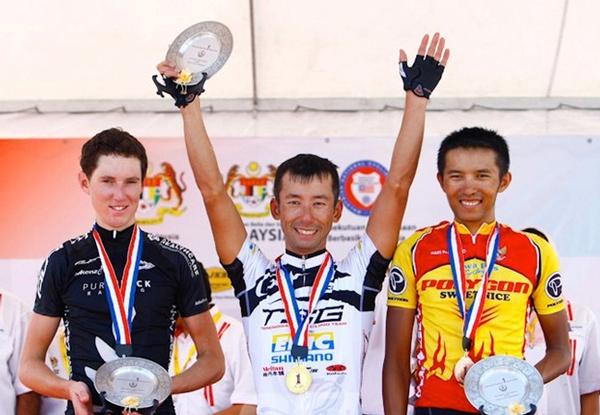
top-left (92, 224), bottom-right (143, 350)
top-left (448, 223), bottom-right (499, 350)
top-left (275, 253), bottom-right (335, 353)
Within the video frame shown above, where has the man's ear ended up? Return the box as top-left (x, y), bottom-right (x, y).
top-left (79, 171), bottom-right (90, 194)
top-left (333, 200), bottom-right (343, 223)
top-left (498, 172), bottom-right (512, 193)
top-left (270, 198), bottom-right (280, 219)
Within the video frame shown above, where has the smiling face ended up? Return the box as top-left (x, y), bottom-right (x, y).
top-left (270, 172), bottom-right (343, 255)
top-left (79, 154), bottom-right (143, 230)
top-left (438, 147), bottom-right (511, 233)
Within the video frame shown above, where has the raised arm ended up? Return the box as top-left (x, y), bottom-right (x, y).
top-left (171, 312), bottom-right (225, 393)
top-left (20, 314), bottom-right (93, 415)
top-left (367, 33), bottom-right (449, 258)
top-left (157, 62), bottom-right (247, 264)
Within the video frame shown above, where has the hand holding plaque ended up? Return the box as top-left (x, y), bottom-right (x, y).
top-left (153, 21), bottom-right (233, 108)
top-left (464, 355), bottom-right (543, 415)
top-left (94, 357), bottom-right (172, 415)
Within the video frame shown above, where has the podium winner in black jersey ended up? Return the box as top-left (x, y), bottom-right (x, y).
top-left (19, 129), bottom-right (224, 415)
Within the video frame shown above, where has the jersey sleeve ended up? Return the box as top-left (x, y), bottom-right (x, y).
top-left (33, 247), bottom-right (69, 317)
top-left (530, 236), bottom-right (565, 315)
top-left (578, 306), bottom-right (600, 394)
top-left (175, 252), bottom-right (210, 317)
top-left (387, 233), bottom-right (419, 309)
top-left (228, 322), bottom-right (258, 406)
top-left (222, 238), bottom-right (272, 296)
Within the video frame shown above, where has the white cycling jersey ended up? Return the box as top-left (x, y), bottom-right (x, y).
top-left (223, 234), bottom-right (388, 415)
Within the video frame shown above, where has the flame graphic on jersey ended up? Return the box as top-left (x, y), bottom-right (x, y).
top-left (474, 332), bottom-right (496, 361)
top-left (429, 332), bottom-right (447, 375)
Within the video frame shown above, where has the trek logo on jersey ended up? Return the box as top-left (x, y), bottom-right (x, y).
top-left (270, 332), bottom-right (335, 364)
top-left (137, 162), bottom-right (187, 225)
top-left (389, 266), bottom-right (407, 294)
top-left (226, 161), bottom-right (276, 218)
top-left (340, 160), bottom-right (388, 216)
top-left (545, 273), bottom-right (562, 299)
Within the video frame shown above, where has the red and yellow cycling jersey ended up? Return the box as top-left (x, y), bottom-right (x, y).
top-left (387, 221), bottom-right (564, 413)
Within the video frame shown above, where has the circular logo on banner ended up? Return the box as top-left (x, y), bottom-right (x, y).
top-left (389, 266), bottom-right (407, 294)
top-left (545, 273), bottom-right (563, 299)
top-left (340, 160), bottom-right (388, 216)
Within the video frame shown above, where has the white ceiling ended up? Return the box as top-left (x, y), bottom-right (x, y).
top-left (1, 0), bottom-right (599, 108)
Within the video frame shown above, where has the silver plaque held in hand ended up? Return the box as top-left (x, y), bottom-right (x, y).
top-left (94, 357), bottom-right (172, 410)
top-left (166, 21), bottom-right (233, 85)
top-left (464, 355), bottom-right (543, 415)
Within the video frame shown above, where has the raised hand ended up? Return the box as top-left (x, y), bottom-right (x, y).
top-left (399, 32), bottom-right (450, 98)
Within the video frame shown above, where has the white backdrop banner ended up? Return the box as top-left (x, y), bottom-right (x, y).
top-left (1, 134), bottom-right (598, 318)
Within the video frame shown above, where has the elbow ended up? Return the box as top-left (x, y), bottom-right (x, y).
top-left (209, 356), bottom-right (225, 384)
top-left (557, 347), bottom-right (572, 374)
top-left (18, 358), bottom-right (33, 390)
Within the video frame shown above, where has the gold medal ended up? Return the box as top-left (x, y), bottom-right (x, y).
top-left (285, 364), bottom-right (312, 394)
top-left (453, 354), bottom-right (474, 383)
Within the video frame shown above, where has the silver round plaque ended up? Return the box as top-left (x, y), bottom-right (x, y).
top-left (166, 21), bottom-right (233, 84)
top-left (464, 355), bottom-right (543, 415)
top-left (94, 357), bottom-right (171, 409)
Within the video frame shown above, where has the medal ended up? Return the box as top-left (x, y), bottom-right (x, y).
top-left (92, 224), bottom-right (144, 357)
top-left (286, 363), bottom-right (312, 394)
top-left (448, 223), bottom-right (499, 382)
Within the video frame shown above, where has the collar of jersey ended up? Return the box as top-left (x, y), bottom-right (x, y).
top-left (94, 222), bottom-right (135, 242)
top-left (281, 248), bottom-right (328, 269)
top-left (453, 220), bottom-right (497, 236)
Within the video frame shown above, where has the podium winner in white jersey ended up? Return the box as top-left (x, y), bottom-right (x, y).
top-left (157, 33), bottom-right (449, 414)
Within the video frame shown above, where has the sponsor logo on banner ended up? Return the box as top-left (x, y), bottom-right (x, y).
top-left (137, 162), bottom-right (187, 225)
top-left (340, 160), bottom-right (388, 216)
top-left (226, 162), bottom-right (276, 218)
top-left (206, 267), bottom-right (233, 293)
top-left (270, 331), bottom-right (335, 364)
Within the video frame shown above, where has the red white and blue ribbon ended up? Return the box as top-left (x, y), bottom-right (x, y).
top-left (448, 223), bottom-right (499, 351)
top-left (92, 225), bottom-right (143, 355)
top-left (275, 253), bottom-right (335, 356)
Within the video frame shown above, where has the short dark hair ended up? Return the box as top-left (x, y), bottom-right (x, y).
top-left (273, 154), bottom-right (340, 202)
top-left (521, 227), bottom-right (549, 242)
top-left (437, 127), bottom-right (510, 177)
top-left (80, 128), bottom-right (148, 179)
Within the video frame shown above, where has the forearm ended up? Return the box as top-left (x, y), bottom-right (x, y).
top-left (534, 347), bottom-right (570, 383)
top-left (171, 348), bottom-right (224, 394)
top-left (19, 358), bottom-right (73, 400)
top-left (581, 391), bottom-right (599, 415)
top-left (387, 93), bottom-right (428, 187)
top-left (366, 92), bottom-right (427, 257)
top-left (16, 391), bottom-right (41, 415)
top-left (382, 358), bottom-right (410, 415)
top-left (180, 99), bottom-right (226, 198)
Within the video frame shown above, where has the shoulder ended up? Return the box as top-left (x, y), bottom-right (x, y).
top-left (393, 221), bottom-right (449, 259)
top-left (144, 232), bottom-right (203, 276)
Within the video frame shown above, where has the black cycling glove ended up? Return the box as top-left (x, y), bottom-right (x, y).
top-left (152, 72), bottom-right (208, 108)
top-left (399, 55), bottom-right (444, 99)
